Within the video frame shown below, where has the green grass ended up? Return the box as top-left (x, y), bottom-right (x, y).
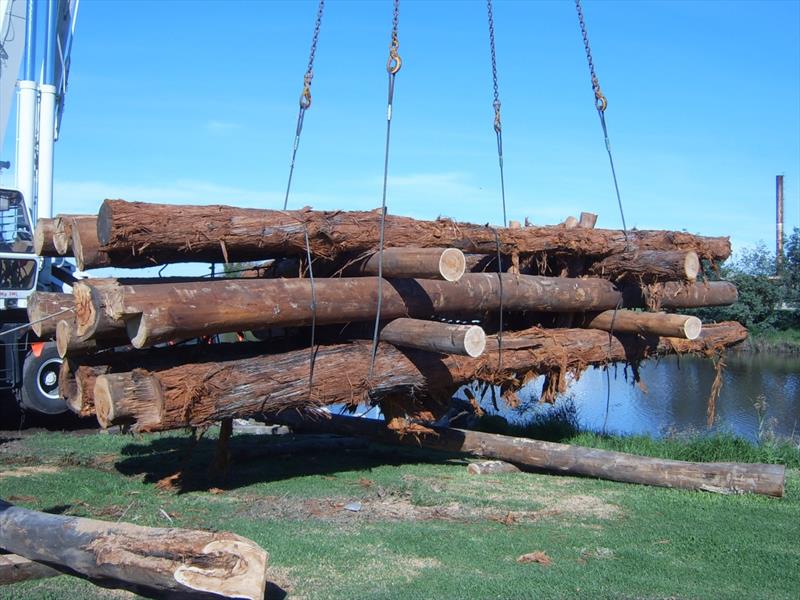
top-left (1, 428), bottom-right (799, 599)
top-left (746, 327), bottom-right (800, 353)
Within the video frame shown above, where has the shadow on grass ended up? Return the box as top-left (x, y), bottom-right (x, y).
top-left (113, 433), bottom-right (466, 494)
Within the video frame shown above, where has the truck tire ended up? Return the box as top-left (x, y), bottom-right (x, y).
top-left (20, 343), bottom-right (67, 414)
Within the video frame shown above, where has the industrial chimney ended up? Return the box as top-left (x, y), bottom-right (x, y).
top-left (776, 175), bottom-right (784, 275)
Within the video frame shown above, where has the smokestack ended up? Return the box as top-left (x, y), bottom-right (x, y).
top-left (776, 175), bottom-right (784, 275)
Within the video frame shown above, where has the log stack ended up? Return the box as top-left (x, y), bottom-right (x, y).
top-left (27, 199), bottom-right (745, 435)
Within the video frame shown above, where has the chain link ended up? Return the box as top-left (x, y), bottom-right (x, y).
top-left (283, 0), bottom-right (325, 210)
top-left (575, 0), bottom-right (607, 112)
top-left (387, 0), bottom-right (402, 74)
top-left (487, 0), bottom-right (501, 132)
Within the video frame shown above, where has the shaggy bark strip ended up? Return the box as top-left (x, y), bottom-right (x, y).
top-left (91, 322), bottom-right (747, 432)
top-left (0, 499), bottom-right (269, 598)
top-left (26, 291), bottom-right (74, 338)
top-left (270, 412), bottom-right (784, 497)
top-left (589, 250), bottom-right (700, 283)
top-left (96, 199), bottom-right (731, 267)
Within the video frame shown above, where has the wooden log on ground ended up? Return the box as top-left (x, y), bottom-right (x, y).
top-left (70, 215), bottom-right (111, 270)
top-left (26, 292), bottom-right (74, 338)
top-left (343, 247), bottom-right (466, 281)
top-left (55, 319), bottom-right (129, 358)
top-left (467, 460), bottom-right (521, 475)
top-left (0, 499), bottom-right (269, 598)
top-left (96, 199), bottom-right (732, 267)
top-left (53, 215), bottom-right (92, 255)
top-left (582, 310), bottom-right (702, 340)
top-left (271, 413), bottom-right (784, 497)
top-left (380, 318), bottom-right (486, 357)
top-left (591, 250), bottom-right (701, 283)
top-left (91, 322), bottom-right (748, 432)
top-left (33, 218), bottom-right (59, 257)
top-left (110, 275), bottom-right (735, 349)
top-left (0, 553), bottom-right (60, 585)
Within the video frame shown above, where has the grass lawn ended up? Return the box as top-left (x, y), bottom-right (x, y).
top-left (0, 428), bottom-right (798, 599)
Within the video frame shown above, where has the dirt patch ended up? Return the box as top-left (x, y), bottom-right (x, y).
top-left (0, 465), bottom-right (61, 479)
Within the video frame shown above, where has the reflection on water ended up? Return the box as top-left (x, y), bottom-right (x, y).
top-left (512, 352), bottom-right (800, 441)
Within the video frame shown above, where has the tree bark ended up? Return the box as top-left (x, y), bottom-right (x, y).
top-left (270, 413), bottom-right (784, 497)
top-left (380, 318), bottom-right (486, 357)
top-left (627, 280), bottom-right (738, 310)
top-left (0, 499), bottom-right (269, 599)
top-left (582, 310), bottom-right (702, 340)
top-left (33, 218), bottom-right (59, 257)
top-left (60, 360), bottom-right (110, 417)
top-left (26, 292), bottom-right (74, 338)
top-left (71, 216), bottom-right (111, 270)
top-left (90, 322), bottom-right (747, 433)
top-left (343, 247), bottom-right (466, 281)
top-left (590, 250), bottom-right (701, 283)
top-left (96, 199), bottom-right (731, 267)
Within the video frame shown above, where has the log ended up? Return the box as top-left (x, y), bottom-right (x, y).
top-left (33, 218), bottom-right (59, 257)
top-left (271, 413), bottom-right (784, 497)
top-left (55, 319), bottom-right (129, 358)
top-left (631, 280), bottom-right (738, 309)
top-left (91, 322), bottom-right (747, 432)
top-left (0, 553), bottom-right (60, 585)
top-left (467, 460), bottom-right (521, 475)
top-left (53, 215), bottom-right (92, 255)
top-left (562, 216), bottom-right (578, 229)
top-left (59, 360), bottom-right (109, 416)
top-left (583, 310), bottom-right (702, 340)
top-left (96, 199), bottom-right (731, 267)
top-left (578, 212), bottom-right (598, 229)
top-left (70, 216), bottom-right (111, 270)
top-left (26, 292), bottom-right (74, 338)
top-left (118, 274), bottom-right (625, 348)
top-left (591, 250), bottom-right (701, 283)
top-left (380, 318), bottom-right (486, 357)
top-left (344, 247), bottom-right (466, 281)
top-left (0, 499), bottom-right (269, 598)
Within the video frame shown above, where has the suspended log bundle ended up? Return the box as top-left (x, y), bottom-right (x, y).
top-left (0, 499), bottom-right (269, 598)
top-left (43, 197), bottom-right (762, 501)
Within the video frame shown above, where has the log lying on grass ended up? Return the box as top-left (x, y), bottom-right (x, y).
top-left (590, 250), bottom-right (701, 283)
top-left (96, 199), bottom-right (731, 267)
top-left (0, 499), bottom-right (269, 598)
top-left (90, 322), bottom-right (747, 432)
top-left (26, 291), bottom-right (74, 338)
top-left (33, 218), bottom-right (58, 257)
top-left (0, 553), bottom-right (60, 585)
top-left (582, 310), bottom-right (702, 340)
top-left (95, 274), bottom-right (736, 348)
top-left (269, 412), bottom-right (785, 497)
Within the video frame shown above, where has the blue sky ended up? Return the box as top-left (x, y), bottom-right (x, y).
top-left (3, 0), bottom-right (799, 259)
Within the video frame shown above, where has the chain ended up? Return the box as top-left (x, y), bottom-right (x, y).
top-left (369, 0), bottom-right (402, 378)
top-left (486, 0), bottom-right (507, 227)
top-left (574, 0), bottom-right (628, 240)
top-left (283, 0), bottom-right (326, 211)
top-left (575, 0), bottom-right (606, 112)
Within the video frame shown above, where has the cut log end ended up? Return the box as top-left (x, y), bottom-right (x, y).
top-left (55, 320), bottom-right (73, 359)
top-left (683, 316), bottom-right (703, 340)
top-left (439, 248), bottom-right (467, 282)
top-left (463, 325), bottom-right (486, 357)
top-left (684, 251), bottom-right (701, 281)
top-left (73, 283), bottom-right (98, 338)
top-left (172, 538), bottom-right (268, 599)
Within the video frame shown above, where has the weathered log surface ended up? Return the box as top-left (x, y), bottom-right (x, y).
top-left (60, 360), bottom-right (109, 417)
top-left (467, 460), bottom-right (522, 475)
top-left (26, 292), bottom-right (74, 338)
top-left (103, 275), bottom-right (736, 348)
top-left (590, 250), bottom-right (700, 283)
top-left (380, 318), bottom-right (486, 357)
top-left (0, 499), bottom-right (269, 598)
top-left (53, 215), bottom-right (93, 255)
top-left (344, 247), bottom-right (466, 281)
top-left (583, 310), bottom-right (702, 340)
top-left (97, 199), bottom-right (731, 267)
top-left (33, 218), bottom-right (59, 257)
top-left (627, 280), bottom-right (738, 310)
top-left (273, 413), bottom-right (784, 497)
top-left (91, 322), bottom-right (747, 432)
top-left (0, 553), bottom-right (60, 585)
top-left (71, 215), bottom-right (111, 270)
